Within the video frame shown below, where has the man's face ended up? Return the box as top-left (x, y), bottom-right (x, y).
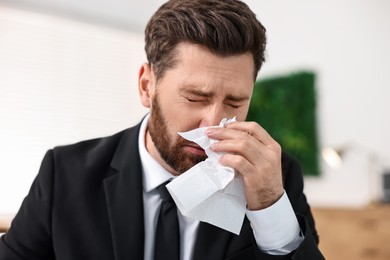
top-left (139, 43), bottom-right (255, 175)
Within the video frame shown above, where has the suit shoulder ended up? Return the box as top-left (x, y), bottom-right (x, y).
top-left (54, 129), bottom-right (124, 153)
top-left (281, 152), bottom-right (304, 184)
top-left (51, 125), bottom-right (139, 165)
top-left (281, 152), bottom-right (301, 171)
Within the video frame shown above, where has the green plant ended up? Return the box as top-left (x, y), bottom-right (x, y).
top-left (247, 71), bottom-right (319, 176)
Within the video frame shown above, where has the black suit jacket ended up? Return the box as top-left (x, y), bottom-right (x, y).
top-left (0, 122), bottom-right (324, 259)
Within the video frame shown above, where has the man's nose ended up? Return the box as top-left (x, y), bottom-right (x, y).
top-left (199, 105), bottom-right (226, 127)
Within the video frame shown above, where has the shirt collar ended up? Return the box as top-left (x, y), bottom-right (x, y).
top-left (138, 113), bottom-right (175, 193)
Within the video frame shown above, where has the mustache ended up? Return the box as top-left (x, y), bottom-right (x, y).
top-left (177, 138), bottom-right (204, 151)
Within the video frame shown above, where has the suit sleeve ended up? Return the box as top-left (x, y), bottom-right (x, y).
top-left (0, 150), bottom-right (55, 260)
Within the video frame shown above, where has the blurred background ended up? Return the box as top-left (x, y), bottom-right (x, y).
top-left (0, 0), bottom-right (389, 259)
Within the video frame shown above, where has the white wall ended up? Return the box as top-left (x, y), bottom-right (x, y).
top-left (246, 0), bottom-right (390, 207)
top-left (1, 1), bottom-right (390, 213)
top-left (0, 6), bottom-right (148, 214)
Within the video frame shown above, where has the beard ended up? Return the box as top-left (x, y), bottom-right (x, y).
top-left (148, 95), bottom-right (207, 174)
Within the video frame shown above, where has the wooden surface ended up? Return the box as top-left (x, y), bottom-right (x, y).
top-left (312, 204), bottom-right (390, 260)
top-left (0, 214), bottom-right (14, 233)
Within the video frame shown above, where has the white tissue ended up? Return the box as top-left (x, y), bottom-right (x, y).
top-left (166, 117), bottom-right (246, 235)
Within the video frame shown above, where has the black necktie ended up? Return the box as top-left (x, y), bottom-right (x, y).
top-left (154, 182), bottom-right (180, 260)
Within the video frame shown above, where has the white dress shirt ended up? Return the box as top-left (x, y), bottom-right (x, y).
top-left (138, 114), bottom-right (303, 260)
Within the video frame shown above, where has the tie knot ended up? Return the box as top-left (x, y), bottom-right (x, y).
top-left (157, 182), bottom-right (174, 203)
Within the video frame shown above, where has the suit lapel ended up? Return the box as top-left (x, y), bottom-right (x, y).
top-left (192, 222), bottom-right (232, 260)
top-left (103, 125), bottom-right (145, 260)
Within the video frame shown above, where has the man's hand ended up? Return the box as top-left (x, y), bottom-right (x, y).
top-left (206, 121), bottom-right (284, 210)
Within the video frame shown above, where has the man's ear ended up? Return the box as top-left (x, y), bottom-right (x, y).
top-left (138, 63), bottom-right (155, 108)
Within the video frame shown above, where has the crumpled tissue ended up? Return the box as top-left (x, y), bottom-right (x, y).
top-left (166, 117), bottom-right (246, 235)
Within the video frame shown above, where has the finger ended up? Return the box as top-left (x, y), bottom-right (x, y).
top-left (218, 153), bottom-right (255, 177)
top-left (220, 153), bottom-right (281, 187)
top-left (225, 121), bottom-right (275, 147)
top-left (206, 125), bottom-right (258, 144)
top-left (206, 122), bottom-right (281, 157)
top-left (212, 137), bottom-right (274, 166)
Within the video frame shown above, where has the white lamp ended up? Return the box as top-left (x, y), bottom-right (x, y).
top-left (321, 143), bottom-right (385, 204)
top-left (321, 147), bottom-right (343, 169)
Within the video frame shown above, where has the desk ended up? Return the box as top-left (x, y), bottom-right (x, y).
top-left (312, 205), bottom-right (390, 260)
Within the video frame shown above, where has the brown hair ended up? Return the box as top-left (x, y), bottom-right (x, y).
top-left (144, 0), bottom-right (267, 81)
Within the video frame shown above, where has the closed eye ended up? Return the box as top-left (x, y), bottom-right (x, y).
top-left (187, 98), bottom-right (200, 102)
top-left (224, 102), bottom-right (242, 109)
top-left (186, 97), bottom-right (208, 103)
top-left (227, 104), bottom-right (240, 109)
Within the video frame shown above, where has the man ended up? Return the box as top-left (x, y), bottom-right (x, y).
top-left (0, 0), bottom-right (324, 259)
